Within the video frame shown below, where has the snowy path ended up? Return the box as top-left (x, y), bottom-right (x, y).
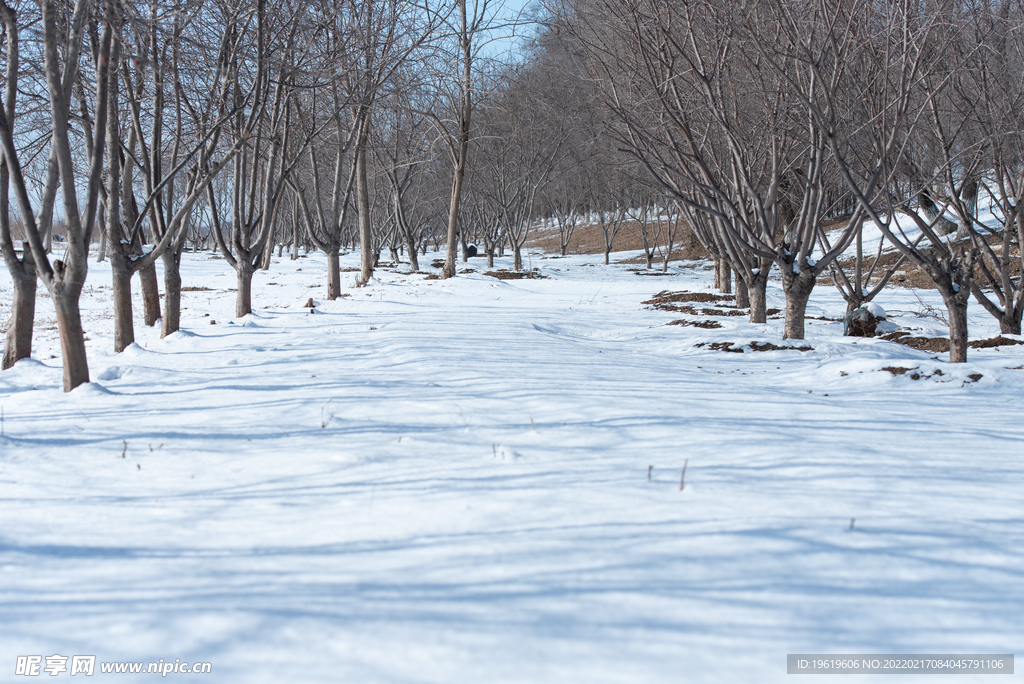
top-left (2, 251), bottom-right (1022, 682)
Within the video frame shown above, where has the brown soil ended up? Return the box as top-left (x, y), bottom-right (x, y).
top-left (668, 319), bottom-right (723, 329)
top-left (970, 335), bottom-right (1024, 349)
top-left (485, 270), bottom-right (547, 280)
top-left (695, 341), bottom-right (814, 352)
top-left (880, 331), bottom-right (1023, 352)
top-left (652, 303), bottom-right (746, 316)
top-left (643, 291), bottom-right (735, 306)
top-left (181, 286), bottom-right (212, 292)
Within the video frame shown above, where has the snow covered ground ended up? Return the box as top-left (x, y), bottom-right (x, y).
top-left (1, 249), bottom-right (1022, 683)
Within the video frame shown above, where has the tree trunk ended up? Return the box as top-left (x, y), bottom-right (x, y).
top-left (236, 265), bottom-right (254, 318)
top-left (96, 223), bottom-right (107, 262)
top-left (513, 243), bottom-right (523, 271)
top-left (748, 272), bottom-right (769, 324)
top-left (734, 271), bottom-right (749, 309)
top-left (160, 249), bottom-right (182, 338)
top-left (356, 143), bottom-right (373, 285)
top-left (718, 258), bottom-right (732, 294)
top-left (487, 249), bottom-right (494, 268)
top-left (845, 294), bottom-right (866, 317)
top-left (603, 248), bottom-right (610, 265)
top-left (53, 289), bottom-right (90, 391)
top-left (139, 261), bottom-right (160, 326)
top-left (406, 234), bottom-right (419, 271)
top-left (944, 291), bottom-right (969, 363)
top-left (327, 250), bottom-right (341, 300)
top-left (781, 271), bottom-right (815, 340)
top-left (2, 259), bottom-right (36, 370)
top-left (111, 253), bottom-right (135, 353)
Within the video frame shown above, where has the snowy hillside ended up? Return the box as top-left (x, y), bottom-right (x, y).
top-left (1, 249), bottom-right (1022, 682)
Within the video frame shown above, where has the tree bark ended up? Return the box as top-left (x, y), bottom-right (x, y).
top-left (160, 249), bottom-right (182, 338)
top-left (111, 252), bottom-right (135, 353)
top-left (356, 142), bottom-right (373, 285)
top-left (945, 293), bottom-right (969, 363)
top-left (53, 284), bottom-right (90, 391)
top-left (513, 243), bottom-right (523, 271)
top-left (139, 261), bottom-right (160, 326)
top-left (734, 271), bottom-right (749, 309)
top-left (781, 270), bottom-right (816, 340)
top-left (937, 286), bottom-right (970, 362)
top-left (748, 270), bottom-right (769, 324)
top-left (327, 250), bottom-right (341, 299)
top-left (2, 252), bottom-right (35, 370)
top-left (718, 258), bottom-right (732, 294)
top-left (236, 265), bottom-right (254, 318)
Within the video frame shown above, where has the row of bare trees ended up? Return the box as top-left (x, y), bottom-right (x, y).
top-left (555, 0), bottom-right (1024, 361)
top-left (6, 0), bottom-right (1023, 390)
top-left (1, 0), bottom-right (535, 390)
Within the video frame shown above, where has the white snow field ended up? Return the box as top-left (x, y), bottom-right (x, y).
top-left (1, 249), bottom-right (1022, 683)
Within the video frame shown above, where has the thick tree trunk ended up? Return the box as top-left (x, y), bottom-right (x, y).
top-left (781, 272), bottom-right (815, 340)
top-left (53, 289), bottom-right (90, 391)
top-left (236, 265), bottom-right (254, 318)
top-left (845, 295), bottom-right (866, 317)
top-left (139, 261), bottom-right (160, 326)
top-left (748, 272), bottom-right (769, 324)
top-left (487, 249), bottom-right (494, 268)
top-left (779, 266), bottom-right (817, 340)
top-left (327, 250), bottom-right (341, 300)
top-left (160, 250), bottom-right (182, 338)
top-left (513, 243), bottom-right (523, 271)
top-left (2, 260), bottom-right (36, 370)
top-left (603, 248), bottom-right (610, 265)
top-left (406, 235), bottom-right (419, 271)
top-left (111, 253), bottom-right (135, 353)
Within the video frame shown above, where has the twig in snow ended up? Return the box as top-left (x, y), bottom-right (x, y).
top-left (122, 440), bottom-right (128, 458)
top-left (648, 465), bottom-right (652, 481)
top-left (680, 459), bottom-right (688, 491)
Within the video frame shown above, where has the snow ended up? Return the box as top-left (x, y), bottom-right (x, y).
top-left (864, 302), bottom-right (886, 319)
top-left (1, 248), bottom-right (1023, 683)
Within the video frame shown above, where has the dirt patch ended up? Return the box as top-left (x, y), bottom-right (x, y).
top-left (650, 302), bottom-right (745, 316)
top-left (696, 342), bottom-right (744, 353)
top-left (695, 341), bottom-right (813, 353)
top-left (748, 342), bottom-right (813, 352)
top-left (881, 366), bottom-right (915, 375)
top-left (668, 319), bottom-right (723, 329)
top-left (644, 291), bottom-right (734, 306)
top-left (431, 259), bottom-right (446, 268)
top-left (484, 270), bottom-right (547, 280)
top-left (181, 286), bottom-right (212, 292)
top-left (969, 335), bottom-right (1024, 349)
top-left (630, 270), bottom-right (677, 276)
top-left (423, 274), bottom-right (441, 280)
top-left (880, 331), bottom-right (951, 352)
top-left (766, 308), bottom-right (782, 316)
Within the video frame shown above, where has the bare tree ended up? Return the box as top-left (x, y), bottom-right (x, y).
top-left (0, 0), bottom-right (110, 390)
